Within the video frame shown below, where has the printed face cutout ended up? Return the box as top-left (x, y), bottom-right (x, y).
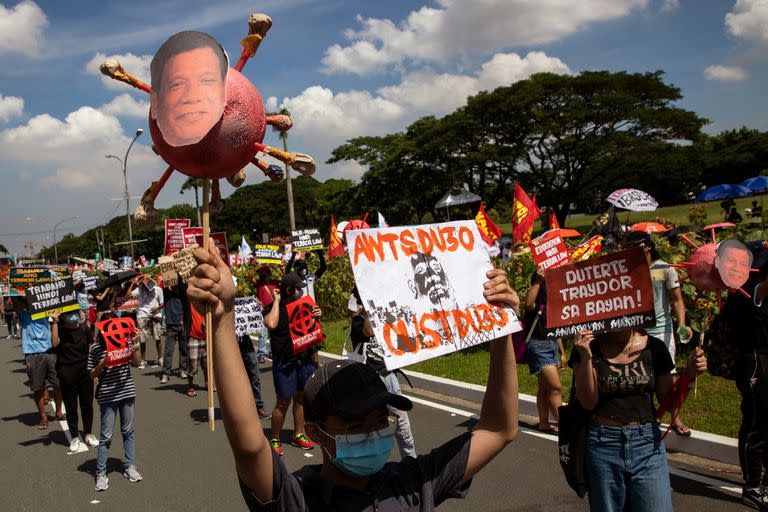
top-left (714, 239), bottom-right (752, 289)
top-left (151, 31), bottom-right (228, 147)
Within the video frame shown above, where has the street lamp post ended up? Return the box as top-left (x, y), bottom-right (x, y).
top-left (53, 216), bottom-right (78, 264)
top-left (106, 128), bottom-right (143, 260)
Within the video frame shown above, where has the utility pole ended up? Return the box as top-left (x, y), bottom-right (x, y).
top-left (106, 128), bottom-right (143, 260)
top-left (282, 131), bottom-right (296, 231)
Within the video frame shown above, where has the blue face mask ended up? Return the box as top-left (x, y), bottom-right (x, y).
top-left (323, 427), bottom-right (394, 477)
top-left (64, 312), bottom-right (80, 325)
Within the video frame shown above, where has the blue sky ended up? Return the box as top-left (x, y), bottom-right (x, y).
top-left (0, 0), bottom-right (766, 256)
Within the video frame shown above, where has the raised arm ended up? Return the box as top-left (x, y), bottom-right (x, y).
top-left (463, 269), bottom-right (520, 482)
top-left (263, 289), bottom-right (281, 330)
top-left (285, 251), bottom-right (297, 274)
top-left (314, 250), bottom-right (326, 279)
top-left (186, 244), bottom-right (273, 502)
top-left (573, 330), bottom-right (598, 411)
top-left (50, 310), bottom-right (61, 348)
top-left (525, 269), bottom-right (544, 310)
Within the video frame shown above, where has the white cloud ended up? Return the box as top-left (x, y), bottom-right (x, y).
top-left (99, 94), bottom-right (149, 118)
top-left (660, 0), bottom-right (680, 12)
top-left (265, 96), bottom-right (278, 113)
top-left (0, 0), bottom-right (47, 56)
top-left (0, 94), bottom-right (23, 121)
top-left (725, 0), bottom-right (768, 43)
top-left (321, 0), bottom-right (646, 75)
top-left (704, 64), bottom-right (749, 81)
top-left (85, 52), bottom-right (153, 90)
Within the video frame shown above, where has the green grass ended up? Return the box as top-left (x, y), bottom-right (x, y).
top-left (321, 319), bottom-right (742, 437)
top-left (496, 195), bottom-right (766, 236)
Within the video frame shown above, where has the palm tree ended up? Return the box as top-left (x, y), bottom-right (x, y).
top-left (180, 177), bottom-right (203, 226)
top-left (0, 243), bottom-right (7, 254)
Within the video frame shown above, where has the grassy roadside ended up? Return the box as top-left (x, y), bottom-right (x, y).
top-left (320, 319), bottom-right (742, 438)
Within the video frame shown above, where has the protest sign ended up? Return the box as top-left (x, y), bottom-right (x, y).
top-left (95, 317), bottom-right (136, 367)
top-left (287, 295), bottom-right (323, 355)
top-left (253, 244), bottom-right (282, 265)
top-left (164, 219), bottom-right (191, 255)
top-left (101, 259), bottom-right (118, 272)
top-left (544, 246), bottom-right (655, 337)
top-left (170, 247), bottom-right (197, 280)
top-left (347, 220), bottom-right (522, 371)
top-left (82, 275), bottom-right (98, 291)
top-left (72, 269), bottom-right (86, 282)
top-left (530, 233), bottom-right (569, 270)
top-left (291, 228), bottom-right (324, 252)
top-left (181, 228), bottom-right (230, 263)
top-left (9, 267), bottom-right (51, 295)
top-left (234, 296), bottom-right (264, 336)
top-left (25, 277), bottom-right (79, 320)
top-left (158, 256), bottom-right (178, 287)
top-left (120, 256), bottom-right (134, 269)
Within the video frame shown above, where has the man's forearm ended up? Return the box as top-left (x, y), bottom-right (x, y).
top-left (476, 334), bottom-right (518, 440)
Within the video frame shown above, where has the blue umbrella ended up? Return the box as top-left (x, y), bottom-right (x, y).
top-left (740, 176), bottom-right (768, 193)
top-left (694, 184), bottom-right (753, 203)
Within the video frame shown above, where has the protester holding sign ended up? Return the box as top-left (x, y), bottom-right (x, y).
top-left (130, 277), bottom-right (165, 368)
top-left (570, 328), bottom-right (707, 511)
top-left (88, 317), bottom-right (143, 492)
top-left (263, 273), bottom-right (320, 455)
top-left (286, 250), bottom-right (326, 301)
top-left (624, 232), bottom-right (693, 436)
top-left (161, 281), bottom-right (189, 381)
top-left (185, 243), bottom-right (520, 511)
top-left (186, 305), bottom-right (207, 397)
top-left (50, 309), bottom-right (99, 452)
top-left (524, 269), bottom-right (565, 434)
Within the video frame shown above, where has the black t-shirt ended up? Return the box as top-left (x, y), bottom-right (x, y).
top-left (264, 303), bottom-right (293, 362)
top-left (239, 431), bottom-right (473, 511)
top-left (570, 336), bottom-right (674, 423)
top-left (721, 277), bottom-right (768, 351)
top-left (523, 273), bottom-right (548, 340)
top-left (350, 315), bottom-right (387, 374)
top-left (56, 324), bottom-right (92, 367)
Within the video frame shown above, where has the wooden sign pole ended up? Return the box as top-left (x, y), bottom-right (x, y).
top-left (202, 179), bottom-right (215, 432)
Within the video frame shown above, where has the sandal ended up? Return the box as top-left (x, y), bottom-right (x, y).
top-left (671, 423), bottom-right (692, 437)
top-left (536, 424), bottom-right (558, 434)
top-left (37, 421), bottom-right (48, 430)
top-left (186, 388), bottom-right (197, 397)
top-left (55, 413), bottom-right (66, 421)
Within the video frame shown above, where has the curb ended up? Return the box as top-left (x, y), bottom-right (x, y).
top-left (318, 351), bottom-right (739, 466)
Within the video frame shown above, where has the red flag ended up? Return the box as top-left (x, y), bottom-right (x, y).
top-left (549, 211), bottom-right (560, 230)
top-left (475, 205), bottom-right (503, 246)
top-left (328, 215), bottom-right (345, 259)
top-left (512, 184), bottom-right (542, 243)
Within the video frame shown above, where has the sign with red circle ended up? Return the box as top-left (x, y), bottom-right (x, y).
top-left (287, 295), bottom-right (323, 355)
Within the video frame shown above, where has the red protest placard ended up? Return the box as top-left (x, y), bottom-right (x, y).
top-left (95, 317), bottom-right (137, 367)
top-left (544, 247), bottom-right (655, 337)
top-left (164, 219), bottom-right (191, 256)
top-left (530, 233), bottom-right (569, 270)
top-left (181, 227), bottom-right (230, 263)
top-left (287, 295), bottom-right (323, 355)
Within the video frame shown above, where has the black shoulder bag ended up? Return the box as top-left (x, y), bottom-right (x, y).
top-left (557, 377), bottom-right (589, 498)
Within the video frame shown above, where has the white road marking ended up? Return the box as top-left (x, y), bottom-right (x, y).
top-left (48, 397), bottom-right (89, 451)
top-left (402, 393), bottom-right (742, 497)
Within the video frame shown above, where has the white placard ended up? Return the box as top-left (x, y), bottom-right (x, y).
top-left (234, 296), bottom-right (264, 336)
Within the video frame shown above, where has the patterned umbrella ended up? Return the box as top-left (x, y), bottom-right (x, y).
top-left (606, 189), bottom-right (658, 212)
top-left (630, 222), bottom-right (669, 233)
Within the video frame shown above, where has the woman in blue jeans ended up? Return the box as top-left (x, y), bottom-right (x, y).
top-left (87, 321), bottom-right (143, 492)
top-left (571, 328), bottom-right (707, 511)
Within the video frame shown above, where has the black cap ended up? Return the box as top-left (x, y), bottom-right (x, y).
top-left (303, 360), bottom-right (413, 422)
top-left (624, 231), bottom-right (652, 246)
top-left (280, 272), bottom-right (306, 288)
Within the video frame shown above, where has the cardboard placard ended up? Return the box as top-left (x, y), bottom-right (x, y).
top-left (158, 256), bottom-right (178, 287)
top-left (171, 247), bottom-right (198, 280)
top-left (291, 229), bottom-right (324, 252)
top-left (531, 233), bottom-right (569, 270)
top-left (253, 244), bottom-right (282, 265)
top-left (181, 228), bottom-right (230, 263)
top-left (545, 247), bottom-right (655, 337)
top-left (287, 295), bottom-right (324, 354)
top-left (164, 219), bottom-right (191, 256)
top-left (82, 275), bottom-right (99, 291)
top-left (234, 296), bottom-right (264, 336)
top-left (95, 317), bottom-right (136, 367)
top-left (25, 277), bottom-right (79, 320)
top-left (347, 220), bottom-right (522, 371)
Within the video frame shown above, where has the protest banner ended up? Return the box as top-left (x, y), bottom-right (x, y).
top-left (544, 246), bottom-right (655, 337)
top-left (291, 228), bottom-right (324, 252)
top-left (82, 275), bottom-right (98, 291)
top-left (234, 296), bottom-right (264, 336)
top-left (120, 256), bottom-right (134, 269)
top-left (253, 244), bottom-right (282, 265)
top-left (347, 220), bottom-right (522, 371)
top-left (530, 232), bottom-right (569, 270)
top-left (164, 219), bottom-right (191, 255)
top-left (25, 277), bottom-right (79, 320)
top-left (95, 317), bottom-right (136, 367)
top-left (72, 269), bottom-right (86, 282)
top-left (287, 295), bottom-right (323, 355)
top-left (9, 267), bottom-right (52, 295)
top-left (101, 259), bottom-right (118, 272)
top-left (181, 227), bottom-right (230, 263)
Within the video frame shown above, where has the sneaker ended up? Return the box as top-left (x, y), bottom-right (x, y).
top-left (160, 375), bottom-right (169, 384)
top-left (157, 357), bottom-right (164, 367)
top-left (743, 486), bottom-right (768, 511)
top-left (84, 434), bottom-right (99, 447)
top-left (291, 432), bottom-right (314, 450)
top-left (123, 465), bottom-right (143, 483)
top-left (69, 437), bottom-right (81, 452)
top-left (138, 360), bottom-right (148, 369)
top-left (95, 474), bottom-right (109, 492)
top-left (179, 370), bottom-right (188, 379)
top-left (270, 438), bottom-right (283, 456)
top-left (257, 408), bottom-right (272, 420)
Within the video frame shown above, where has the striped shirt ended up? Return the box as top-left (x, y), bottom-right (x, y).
top-left (87, 343), bottom-right (136, 405)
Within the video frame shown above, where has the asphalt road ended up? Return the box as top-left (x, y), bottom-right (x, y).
top-left (0, 323), bottom-right (753, 511)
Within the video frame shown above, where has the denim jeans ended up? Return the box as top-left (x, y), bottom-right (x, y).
top-left (96, 398), bottom-right (136, 475)
top-left (163, 324), bottom-right (188, 376)
top-left (238, 335), bottom-right (264, 409)
top-left (585, 423), bottom-right (673, 512)
top-left (257, 326), bottom-right (269, 357)
top-left (381, 372), bottom-right (416, 458)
